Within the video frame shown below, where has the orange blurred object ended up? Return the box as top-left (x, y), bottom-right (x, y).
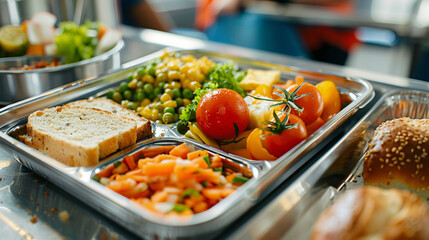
top-left (26, 44), bottom-right (44, 55)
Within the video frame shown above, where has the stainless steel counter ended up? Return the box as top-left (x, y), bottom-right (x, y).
top-left (0, 26), bottom-right (428, 240)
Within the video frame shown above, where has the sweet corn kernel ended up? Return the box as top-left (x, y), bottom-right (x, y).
top-left (189, 81), bottom-right (201, 91)
top-left (140, 98), bottom-right (151, 107)
top-left (143, 75), bottom-right (155, 83)
top-left (170, 81), bottom-right (181, 89)
top-left (160, 93), bottom-right (172, 102)
top-left (163, 100), bottom-right (177, 108)
top-left (183, 98), bottom-right (191, 106)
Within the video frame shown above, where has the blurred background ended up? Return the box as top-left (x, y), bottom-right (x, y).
top-left (123, 0), bottom-right (429, 82)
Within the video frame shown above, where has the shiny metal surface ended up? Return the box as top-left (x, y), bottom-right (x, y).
top-left (229, 90), bottom-right (429, 239)
top-left (0, 27), bottom-right (428, 239)
top-left (0, 0), bottom-right (120, 28)
top-left (0, 46), bottom-right (372, 239)
top-left (0, 40), bottom-right (123, 105)
top-left (0, 0), bottom-right (122, 105)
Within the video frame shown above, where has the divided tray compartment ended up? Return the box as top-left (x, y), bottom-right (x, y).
top-left (0, 49), bottom-right (373, 239)
top-left (276, 90), bottom-right (429, 240)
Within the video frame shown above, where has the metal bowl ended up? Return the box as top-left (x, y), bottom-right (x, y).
top-left (0, 40), bottom-right (123, 105)
top-left (0, 0), bottom-right (123, 105)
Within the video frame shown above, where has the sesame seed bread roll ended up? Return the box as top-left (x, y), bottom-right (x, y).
top-left (311, 186), bottom-right (429, 240)
top-left (66, 98), bottom-right (152, 140)
top-left (363, 118), bottom-right (429, 196)
top-left (26, 106), bottom-right (137, 167)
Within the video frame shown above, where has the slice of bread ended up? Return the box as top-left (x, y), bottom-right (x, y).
top-left (66, 98), bottom-right (152, 140)
top-left (26, 106), bottom-right (137, 167)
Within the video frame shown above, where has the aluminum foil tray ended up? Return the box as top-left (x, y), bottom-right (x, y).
top-left (0, 49), bottom-right (373, 239)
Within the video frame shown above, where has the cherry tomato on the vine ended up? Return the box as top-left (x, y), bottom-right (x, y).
top-left (287, 83), bottom-right (324, 125)
top-left (264, 113), bottom-right (308, 158)
top-left (196, 88), bottom-right (249, 140)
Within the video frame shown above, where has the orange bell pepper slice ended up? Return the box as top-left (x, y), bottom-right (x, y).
top-left (316, 81), bottom-right (341, 122)
top-left (246, 128), bottom-right (277, 161)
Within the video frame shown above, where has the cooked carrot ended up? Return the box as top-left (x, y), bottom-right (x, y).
top-left (195, 169), bottom-right (221, 184)
top-left (191, 156), bottom-right (209, 169)
top-left (124, 155), bottom-right (137, 170)
top-left (169, 143), bottom-right (191, 158)
top-left (175, 163), bottom-right (200, 181)
top-left (210, 155), bottom-right (223, 168)
top-left (226, 173), bottom-right (236, 183)
top-left (96, 164), bottom-right (115, 178)
top-left (132, 146), bottom-right (176, 160)
top-left (112, 161), bottom-right (129, 174)
top-left (151, 191), bottom-right (168, 203)
top-left (107, 178), bottom-right (136, 192)
top-left (143, 160), bottom-right (176, 177)
top-left (187, 150), bottom-right (208, 160)
top-left (98, 146), bottom-right (250, 216)
top-left (201, 187), bottom-right (234, 201)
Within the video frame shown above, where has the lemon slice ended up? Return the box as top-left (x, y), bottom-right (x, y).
top-left (0, 25), bottom-right (28, 54)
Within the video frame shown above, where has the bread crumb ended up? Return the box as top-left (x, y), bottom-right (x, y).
top-left (51, 207), bottom-right (58, 213)
top-left (30, 215), bottom-right (38, 223)
top-left (44, 192), bottom-right (49, 197)
top-left (59, 210), bottom-right (70, 222)
top-left (34, 179), bottom-right (40, 183)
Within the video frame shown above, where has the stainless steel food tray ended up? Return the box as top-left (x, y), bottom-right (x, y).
top-left (0, 40), bottom-right (124, 105)
top-left (230, 90), bottom-right (429, 240)
top-left (0, 49), bottom-right (373, 239)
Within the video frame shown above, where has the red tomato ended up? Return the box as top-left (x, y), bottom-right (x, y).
top-left (264, 113), bottom-right (308, 158)
top-left (287, 83), bottom-right (324, 125)
top-left (196, 89), bottom-right (249, 139)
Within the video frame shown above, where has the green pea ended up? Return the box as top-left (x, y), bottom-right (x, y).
top-left (146, 65), bottom-right (156, 77)
top-left (126, 102), bottom-right (138, 110)
top-left (134, 92), bottom-right (146, 102)
top-left (182, 89), bottom-right (193, 99)
top-left (137, 67), bottom-right (146, 77)
top-left (173, 113), bottom-right (179, 122)
top-left (148, 92), bottom-right (156, 101)
top-left (155, 120), bottom-right (163, 124)
top-left (137, 81), bottom-right (144, 89)
top-left (119, 82), bottom-right (129, 93)
top-left (178, 106), bottom-right (185, 115)
top-left (136, 87), bottom-right (144, 93)
top-left (154, 102), bottom-right (164, 112)
top-left (175, 97), bottom-right (183, 107)
top-left (127, 73), bottom-right (133, 82)
top-left (172, 88), bottom-right (181, 99)
top-left (158, 82), bottom-right (166, 90)
top-left (112, 92), bottom-right (122, 103)
top-left (164, 107), bottom-right (175, 114)
top-left (162, 112), bottom-right (175, 124)
top-left (106, 90), bottom-right (114, 99)
top-left (165, 88), bottom-right (175, 98)
top-left (144, 83), bottom-right (154, 94)
top-left (123, 90), bottom-right (133, 100)
top-left (153, 87), bottom-right (161, 97)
